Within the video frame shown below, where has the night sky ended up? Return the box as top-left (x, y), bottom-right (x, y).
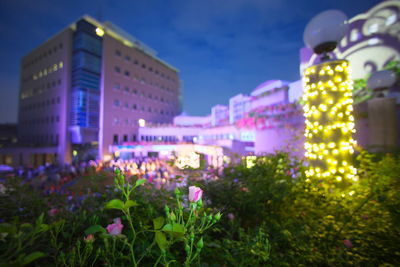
top-left (0, 0), bottom-right (382, 123)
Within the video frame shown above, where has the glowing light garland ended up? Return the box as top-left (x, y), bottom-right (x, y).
top-left (303, 60), bottom-right (357, 182)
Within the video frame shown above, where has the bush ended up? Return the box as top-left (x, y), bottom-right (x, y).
top-left (0, 150), bottom-right (399, 266)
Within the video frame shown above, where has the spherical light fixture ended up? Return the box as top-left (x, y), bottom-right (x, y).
top-left (367, 70), bottom-right (396, 96)
top-left (304, 10), bottom-right (349, 55)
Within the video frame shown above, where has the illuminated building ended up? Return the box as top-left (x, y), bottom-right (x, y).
top-left (13, 15), bottom-right (181, 166)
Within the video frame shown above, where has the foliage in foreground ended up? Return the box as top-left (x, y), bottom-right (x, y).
top-left (0, 150), bottom-right (399, 266)
top-left (199, 151), bottom-right (400, 266)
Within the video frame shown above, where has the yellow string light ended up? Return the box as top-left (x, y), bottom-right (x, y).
top-left (303, 60), bottom-right (357, 182)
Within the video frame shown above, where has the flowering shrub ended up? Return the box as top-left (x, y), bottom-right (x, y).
top-left (198, 151), bottom-right (400, 266)
top-left (0, 150), bottom-right (399, 265)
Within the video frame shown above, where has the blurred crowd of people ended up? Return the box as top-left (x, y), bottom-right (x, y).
top-left (0, 157), bottom-right (186, 194)
top-left (102, 157), bottom-right (186, 189)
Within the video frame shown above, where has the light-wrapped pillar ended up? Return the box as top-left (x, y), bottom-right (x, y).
top-left (303, 60), bottom-right (357, 183)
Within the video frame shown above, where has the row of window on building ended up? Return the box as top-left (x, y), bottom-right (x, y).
top-left (31, 61), bottom-right (64, 81)
top-left (21, 96), bottom-right (61, 112)
top-left (21, 115), bottom-right (60, 125)
top-left (114, 66), bottom-right (177, 93)
top-left (22, 134), bottom-right (60, 145)
top-left (113, 84), bottom-right (175, 104)
top-left (115, 49), bottom-right (177, 83)
top-left (22, 43), bottom-right (64, 70)
top-left (21, 79), bottom-right (62, 100)
top-left (139, 135), bottom-right (184, 142)
top-left (112, 101), bottom-right (174, 116)
top-left (113, 134), bottom-right (137, 144)
top-left (340, 15), bottom-right (397, 47)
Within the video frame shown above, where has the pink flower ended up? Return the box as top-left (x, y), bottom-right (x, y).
top-left (227, 213), bottom-right (235, 221)
top-left (106, 218), bottom-right (124, 235)
top-left (48, 208), bottom-right (59, 217)
top-left (84, 234), bottom-right (95, 243)
top-left (188, 186), bottom-right (203, 202)
top-left (343, 239), bottom-right (353, 248)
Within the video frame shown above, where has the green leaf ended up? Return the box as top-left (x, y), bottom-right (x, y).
top-left (153, 217), bottom-right (165, 230)
top-left (36, 213), bottom-right (44, 225)
top-left (0, 223), bottom-right (17, 234)
top-left (21, 251), bottom-right (45, 266)
top-left (105, 199), bottom-right (125, 210)
top-left (135, 179), bottom-right (146, 187)
top-left (20, 223), bottom-right (33, 230)
top-left (85, 225), bottom-right (106, 235)
top-left (162, 223), bottom-right (185, 237)
top-left (124, 200), bottom-right (139, 209)
top-left (39, 224), bottom-right (49, 232)
top-left (155, 231), bottom-right (167, 251)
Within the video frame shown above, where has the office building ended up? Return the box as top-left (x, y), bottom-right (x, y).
top-left (15, 15), bottom-right (181, 165)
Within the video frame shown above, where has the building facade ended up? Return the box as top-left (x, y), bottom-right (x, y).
top-left (13, 15), bottom-right (181, 166)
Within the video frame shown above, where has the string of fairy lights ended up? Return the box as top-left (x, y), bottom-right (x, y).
top-left (302, 60), bottom-right (358, 183)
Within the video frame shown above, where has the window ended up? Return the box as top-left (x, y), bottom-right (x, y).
top-left (124, 86), bottom-right (129, 92)
top-left (386, 14), bottom-right (396, 26)
top-left (115, 66), bottom-right (121, 73)
top-left (134, 60), bottom-right (138, 65)
top-left (113, 83), bottom-right (120, 90)
top-left (142, 64), bottom-right (146, 69)
top-left (125, 55), bottom-right (130, 61)
top-left (115, 50), bottom-right (121, 57)
top-left (368, 38), bottom-right (380, 46)
top-left (133, 89), bottom-right (137, 94)
top-left (368, 23), bottom-right (378, 34)
top-left (113, 99), bottom-right (120, 107)
top-left (148, 107), bottom-right (152, 112)
top-left (132, 135), bottom-right (136, 141)
top-left (113, 117), bottom-right (119, 124)
top-left (113, 134), bottom-right (119, 144)
top-left (132, 104), bottom-right (137, 110)
top-left (124, 70), bottom-right (130, 77)
top-left (123, 135), bottom-right (128, 142)
top-left (124, 102), bottom-right (129, 109)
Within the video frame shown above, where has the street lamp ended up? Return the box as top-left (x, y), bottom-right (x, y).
top-left (367, 70), bottom-right (396, 97)
top-left (304, 10), bottom-right (349, 61)
top-left (302, 10), bottom-right (357, 183)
